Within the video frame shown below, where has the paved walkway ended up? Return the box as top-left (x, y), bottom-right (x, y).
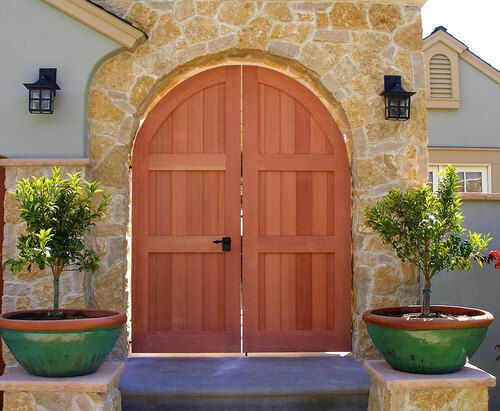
top-left (120, 355), bottom-right (370, 410)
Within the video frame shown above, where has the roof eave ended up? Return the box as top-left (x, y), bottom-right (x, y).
top-left (423, 27), bottom-right (500, 84)
top-left (42, 0), bottom-right (146, 51)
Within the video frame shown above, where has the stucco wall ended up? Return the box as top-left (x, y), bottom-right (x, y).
top-left (431, 200), bottom-right (500, 410)
top-left (0, 0), bottom-right (121, 158)
top-left (427, 58), bottom-right (500, 148)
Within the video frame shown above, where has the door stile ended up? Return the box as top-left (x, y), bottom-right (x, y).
top-left (223, 65), bottom-right (243, 350)
top-left (242, 66), bottom-right (260, 351)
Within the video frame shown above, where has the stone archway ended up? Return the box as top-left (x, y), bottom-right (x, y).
top-left (87, 0), bottom-right (427, 359)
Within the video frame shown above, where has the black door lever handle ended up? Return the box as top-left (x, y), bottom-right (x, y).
top-left (213, 237), bottom-right (231, 251)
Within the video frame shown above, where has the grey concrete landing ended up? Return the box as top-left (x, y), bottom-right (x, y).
top-left (120, 356), bottom-right (370, 410)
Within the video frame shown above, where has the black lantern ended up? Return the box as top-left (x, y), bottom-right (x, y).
top-left (380, 75), bottom-right (415, 121)
top-left (24, 68), bottom-right (60, 114)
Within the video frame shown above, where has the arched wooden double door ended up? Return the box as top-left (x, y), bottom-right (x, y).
top-left (132, 66), bottom-right (351, 353)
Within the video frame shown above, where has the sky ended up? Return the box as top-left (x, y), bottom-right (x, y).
top-left (421, 0), bottom-right (500, 69)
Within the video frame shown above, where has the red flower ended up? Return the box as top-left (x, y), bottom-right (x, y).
top-left (484, 248), bottom-right (500, 270)
top-left (489, 250), bottom-right (500, 259)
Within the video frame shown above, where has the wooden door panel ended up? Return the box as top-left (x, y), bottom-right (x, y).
top-left (243, 66), bottom-right (351, 352)
top-left (132, 66), bottom-right (241, 353)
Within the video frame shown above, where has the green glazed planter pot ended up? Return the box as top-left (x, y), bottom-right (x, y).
top-left (363, 305), bottom-right (494, 374)
top-left (0, 309), bottom-right (126, 378)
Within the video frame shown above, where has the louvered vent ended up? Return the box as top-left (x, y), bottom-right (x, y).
top-left (430, 54), bottom-right (452, 98)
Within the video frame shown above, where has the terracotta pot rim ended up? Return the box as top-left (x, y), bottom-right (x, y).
top-left (0, 309), bottom-right (126, 331)
top-left (362, 305), bottom-right (494, 330)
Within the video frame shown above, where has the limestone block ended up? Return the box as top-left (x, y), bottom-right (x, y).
top-left (88, 90), bottom-right (125, 124)
top-left (330, 2), bottom-right (368, 30)
top-left (3, 392), bottom-right (33, 411)
top-left (292, 2), bottom-right (331, 12)
top-left (92, 58), bottom-right (134, 92)
top-left (297, 42), bottom-right (332, 77)
top-left (368, 4), bottom-right (403, 33)
top-left (267, 40), bottom-right (300, 58)
top-left (130, 75), bottom-right (156, 108)
top-left (312, 29), bottom-right (349, 42)
top-left (150, 14), bottom-right (181, 46)
top-left (89, 135), bottom-right (116, 164)
top-left (92, 145), bottom-right (127, 189)
top-left (320, 72), bottom-right (346, 102)
top-left (372, 265), bottom-right (400, 295)
top-left (208, 34), bottom-right (238, 53)
top-left (315, 12), bottom-right (329, 28)
top-left (342, 95), bottom-right (372, 128)
top-left (218, 2), bottom-right (255, 26)
top-left (126, 2), bottom-right (158, 34)
top-left (238, 16), bottom-right (271, 49)
top-left (279, 23), bottom-right (314, 43)
top-left (356, 155), bottom-right (398, 188)
top-left (354, 32), bottom-right (391, 52)
top-left (3, 192), bottom-right (19, 224)
top-left (175, 0), bottom-right (195, 21)
top-left (182, 16), bottom-right (219, 43)
top-left (365, 360), bottom-right (496, 411)
top-left (33, 279), bottom-right (54, 309)
top-left (295, 12), bottom-right (314, 22)
top-left (177, 43), bottom-right (207, 65)
top-left (395, 49), bottom-right (411, 75)
top-left (196, 1), bottom-right (218, 17)
top-left (394, 20), bottom-right (423, 51)
top-left (262, 2), bottom-right (291, 22)
top-left (94, 265), bottom-right (124, 311)
top-left (0, 363), bottom-right (124, 411)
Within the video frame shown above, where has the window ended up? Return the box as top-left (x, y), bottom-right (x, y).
top-left (428, 165), bottom-right (489, 193)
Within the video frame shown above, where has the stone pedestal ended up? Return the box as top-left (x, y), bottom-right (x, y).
top-left (0, 362), bottom-right (124, 411)
top-left (364, 360), bottom-right (496, 411)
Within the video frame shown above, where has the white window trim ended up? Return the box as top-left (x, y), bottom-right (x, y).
top-left (429, 164), bottom-right (490, 194)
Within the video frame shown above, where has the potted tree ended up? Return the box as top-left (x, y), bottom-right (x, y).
top-left (362, 165), bottom-right (499, 374)
top-left (1, 168), bottom-right (126, 377)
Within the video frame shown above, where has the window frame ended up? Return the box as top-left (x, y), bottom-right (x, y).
top-left (428, 164), bottom-right (490, 194)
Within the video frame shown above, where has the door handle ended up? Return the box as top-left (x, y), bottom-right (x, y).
top-left (213, 237), bottom-right (231, 251)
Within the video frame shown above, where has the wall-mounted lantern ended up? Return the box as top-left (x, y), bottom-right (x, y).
top-left (380, 75), bottom-right (415, 121)
top-left (23, 68), bottom-right (60, 114)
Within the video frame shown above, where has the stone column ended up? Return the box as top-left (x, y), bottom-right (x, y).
top-left (364, 360), bottom-right (496, 411)
top-left (0, 362), bottom-right (123, 411)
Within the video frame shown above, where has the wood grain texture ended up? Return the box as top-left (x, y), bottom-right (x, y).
top-left (134, 65), bottom-right (351, 353)
top-left (242, 66), bottom-right (351, 352)
top-left (132, 66), bottom-right (241, 352)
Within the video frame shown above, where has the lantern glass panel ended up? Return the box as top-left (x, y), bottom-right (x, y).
top-left (41, 100), bottom-right (51, 111)
top-left (31, 89), bottom-right (40, 99)
top-left (41, 89), bottom-right (51, 99)
top-left (30, 100), bottom-right (40, 111)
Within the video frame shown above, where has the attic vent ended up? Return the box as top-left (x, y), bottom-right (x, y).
top-left (430, 54), bottom-right (453, 98)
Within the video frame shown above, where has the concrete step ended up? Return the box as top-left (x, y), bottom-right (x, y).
top-left (120, 355), bottom-right (370, 410)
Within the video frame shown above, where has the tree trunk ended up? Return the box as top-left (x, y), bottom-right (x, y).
top-left (52, 266), bottom-right (62, 315)
top-left (422, 276), bottom-right (431, 317)
top-left (422, 239), bottom-right (431, 317)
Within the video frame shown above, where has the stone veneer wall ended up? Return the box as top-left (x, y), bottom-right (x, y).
top-left (4, 389), bottom-right (121, 411)
top-left (2, 0), bottom-right (428, 362)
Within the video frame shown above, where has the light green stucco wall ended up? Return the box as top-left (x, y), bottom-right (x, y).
top-left (427, 58), bottom-right (500, 148)
top-left (427, 53), bottom-right (500, 411)
top-left (0, 0), bottom-right (121, 158)
top-left (432, 201), bottom-right (500, 410)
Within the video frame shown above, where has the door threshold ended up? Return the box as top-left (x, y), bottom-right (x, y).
top-left (128, 352), bottom-right (352, 358)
